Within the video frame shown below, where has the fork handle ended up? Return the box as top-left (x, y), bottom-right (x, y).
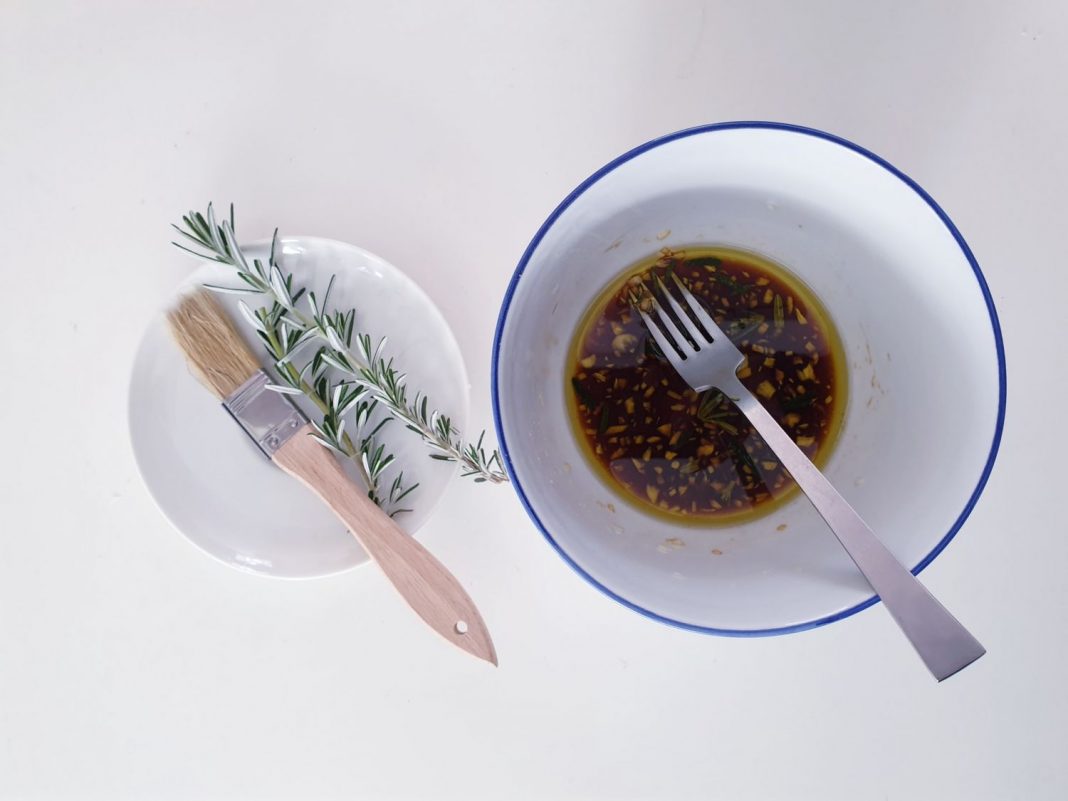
top-left (720, 375), bottom-right (985, 681)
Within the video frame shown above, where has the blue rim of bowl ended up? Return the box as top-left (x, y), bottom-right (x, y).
top-left (491, 121), bottom-right (1007, 637)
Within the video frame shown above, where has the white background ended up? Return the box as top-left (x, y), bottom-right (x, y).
top-left (1, 1), bottom-right (1065, 799)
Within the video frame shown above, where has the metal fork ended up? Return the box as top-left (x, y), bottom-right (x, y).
top-left (640, 273), bottom-right (985, 681)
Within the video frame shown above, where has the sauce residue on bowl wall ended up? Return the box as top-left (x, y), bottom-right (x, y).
top-left (567, 246), bottom-right (847, 524)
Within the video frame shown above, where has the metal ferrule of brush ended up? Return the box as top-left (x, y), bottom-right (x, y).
top-left (223, 370), bottom-right (308, 457)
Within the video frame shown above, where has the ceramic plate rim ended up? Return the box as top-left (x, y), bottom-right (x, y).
top-left (491, 121), bottom-right (1007, 637)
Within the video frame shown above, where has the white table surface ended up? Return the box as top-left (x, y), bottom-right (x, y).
top-left (1, 1), bottom-right (1065, 799)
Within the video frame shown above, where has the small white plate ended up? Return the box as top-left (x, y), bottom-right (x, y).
top-left (129, 236), bottom-right (469, 578)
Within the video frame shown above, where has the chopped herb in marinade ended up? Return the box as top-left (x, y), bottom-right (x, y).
top-left (568, 246), bottom-right (847, 524)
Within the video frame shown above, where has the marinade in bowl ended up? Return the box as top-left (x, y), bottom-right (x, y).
top-left (568, 246), bottom-right (847, 524)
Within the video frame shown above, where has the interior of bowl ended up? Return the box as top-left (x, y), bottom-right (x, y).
top-left (494, 123), bottom-right (1004, 634)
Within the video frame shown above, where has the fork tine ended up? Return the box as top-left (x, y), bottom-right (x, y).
top-left (656, 276), bottom-right (708, 344)
top-left (644, 286), bottom-right (693, 356)
top-left (639, 308), bottom-right (686, 360)
top-left (669, 272), bottom-right (725, 339)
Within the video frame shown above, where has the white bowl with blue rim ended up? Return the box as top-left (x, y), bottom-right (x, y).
top-left (492, 122), bottom-right (1005, 635)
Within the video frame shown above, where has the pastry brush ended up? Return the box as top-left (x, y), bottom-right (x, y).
top-left (167, 289), bottom-right (497, 665)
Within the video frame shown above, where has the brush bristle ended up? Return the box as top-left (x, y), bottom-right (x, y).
top-left (167, 289), bottom-right (262, 399)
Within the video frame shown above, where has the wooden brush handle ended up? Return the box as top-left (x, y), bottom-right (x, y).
top-left (273, 424), bottom-right (497, 665)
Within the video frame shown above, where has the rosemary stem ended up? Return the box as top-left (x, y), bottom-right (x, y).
top-left (264, 327), bottom-right (376, 492)
top-left (285, 303), bottom-right (507, 483)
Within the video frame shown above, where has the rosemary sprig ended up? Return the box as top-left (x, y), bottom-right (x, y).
top-left (171, 204), bottom-right (507, 501)
top-left (696, 389), bottom-right (739, 435)
top-left (341, 332), bottom-right (508, 483)
top-left (710, 271), bottom-right (749, 297)
top-left (724, 312), bottom-right (764, 341)
top-left (729, 440), bottom-right (759, 478)
top-left (570, 377), bottom-right (594, 409)
top-left (173, 205), bottom-right (414, 513)
top-left (780, 394), bottom-right (814, 411)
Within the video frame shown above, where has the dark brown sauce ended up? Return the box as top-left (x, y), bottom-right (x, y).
top-left (568, 247), bottom-right (847, 524)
